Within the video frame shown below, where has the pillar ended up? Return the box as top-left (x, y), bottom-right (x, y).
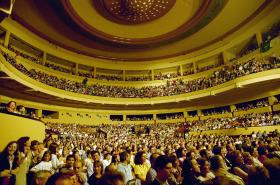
top-left (35, 109), bottom-right (42, 118)
top-left (93, 67), bottom-right (97, 78)
top-left (230, 105), bottom-right (236, 112)
top-left (4, 31), bottom-right (10, 47)
top-left (42, 52), bottom-right (47, 65)
top-left (197, 110), bottom-right (202, 116)
top-left (256, 32), bottom-right (263, 47)
top-left (123, 70), bottom-right (125, 81)
top-left (123, 114), bottom-right (126, 121)
top-left (179, 65), bottom-right (183, 76)
top-left (268, 96), bottom-right (277, 105)
top-left (153, 114), bottom-right (156, 120)
top-left (183, 111), bottom-right (188, 118)
top-left (151, 69), bottom-right (154, 80)
top-left (75, 63), bottom-right (79, 75)
top-left (193, 62), bottom-right (197, 73)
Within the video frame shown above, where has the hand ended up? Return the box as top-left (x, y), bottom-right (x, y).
top-left (11, 167), bottom-right (19, 175)
top-left (0, 170), bottom-right (11, 177)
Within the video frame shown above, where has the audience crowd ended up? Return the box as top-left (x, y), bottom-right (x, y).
top-left (1, 110), bottom-right (280, 185)
top-left (2, 49), bottom-right (280, 98)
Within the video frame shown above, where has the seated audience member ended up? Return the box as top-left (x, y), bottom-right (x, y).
top-left (197, 158), bottom-right (215, 183)
top-left (258, 146), bottom-right (268, 164)
top-left (181, 158), bottom-right (201, 185)
top-left (74, 161), bottom-right (88, 185)
top-left (88, 161), bottom-right (103, 185)
top-left (149, 155), bottom-right (174, 185)
top-left (99, 172), bottom-right (125, 185)
top-left (17, 105), bottom-right (26, 116)
top-left (60, 155), bottom-right (75, 173)
top-left (0, 141), bottom-right (19, 185)
top-left (212, 146), bottom-right (232, 168)
top-left (45, 172), bottom-right (74, 185)
top-left (263, 158), bottom-right (280, 185)
top-left (210, 155), bottom-right (244, 185)
top-left (227, 151), bottom-right (248, 181)
top-left (33, 170), bottom-right (52, 185)
top-left (146, 153), bottom-right (160, 185)
top-left (31, 151), bottom-right (54, 173)
top-left (117, 151), bottom-right (134, 184)
top-left (247, 166), bottom-right (270, 185)
top-left (5, 101), bottom-right (18, 114)
top-left (133, 151), bottom-right (151, 184)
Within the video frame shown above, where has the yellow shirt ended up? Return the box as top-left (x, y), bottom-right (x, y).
top-left (133, 162), bottom-right (151, 180)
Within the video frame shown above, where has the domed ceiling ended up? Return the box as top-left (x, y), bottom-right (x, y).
top-left (10, 0), bottom-right (273, 61)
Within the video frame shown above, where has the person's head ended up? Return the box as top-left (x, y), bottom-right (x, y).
top-left (94, 161), bottom-right (104, 175)
top-left (150, 153), bottom-right (160, 168)
top-left (258, 146), bottom-right (268, 156)
top-left (197, 158), bottom-right (211, 175)
top-left (49, 143), bottom-right (58, 155)
top-left (228, 150), bottom-right (244, 167)
top-left (212, 146), bottom-right (226, 158)
top-left (154, 155), bottom-right (173, 181)
top-left (72, 150), bottom-right (81, 161)
top-left (34, 170), bottom-right (52, 185)
top-left (0, 141), bottom-right (18, 157)
top-left (6, 101), bottom-right (16, 112)
top-left (91, 150), bottom-right (100, 162)
top-left (200, 149), bottom-right (211, 160)
top-left (99, 172), bottom-right (125, 185)
top-left (111, 154), bottom-right (120, 164)
top-left (31, 140), bottom-right (40, 151)
top-left (210, 155), bottom-right (227, 171)
top-left (134, 151), bottom-right (147, 165)
top-left (182, 158), bottom-right (200, 177)
top-left (119, 151), bottom-right (130, 163)
top-left (17, 105), bottom-right (26, 115)
top-left (17, 136), bottom-right (30, 154)
top-left (66, 155), bottom-right (75, 168)
top-left (45, 172), bottom-right (73, 185)
top-left (42, 151), bottom-right (52, 162)
top-left (73, 161), bottom-right (83, 172)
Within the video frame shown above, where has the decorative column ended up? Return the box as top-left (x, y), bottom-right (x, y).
top-left (179, 65), bottom-right (183, 76)
top-left (123, 70), bottom-right (126, 81)
top-left (42, 52), bottom-right (47, 65)
top-left (4, 31), bottom-right (10, 47)
top-left (256, 32), bottom-right (263, 47)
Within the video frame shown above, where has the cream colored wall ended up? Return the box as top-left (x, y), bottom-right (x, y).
top-left (0, 113), bottom-right (45, 151)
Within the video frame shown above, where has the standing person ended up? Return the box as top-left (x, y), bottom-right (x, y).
top-left (0, 141), bottom-right (19, 185)
top-left (117, 151), bottom-right (134, 184)
top-left (16, 137), bottom-right (31, 185)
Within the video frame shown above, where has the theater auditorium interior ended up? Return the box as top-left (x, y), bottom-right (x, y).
top-left (0, 0), bottom-right (280, 185)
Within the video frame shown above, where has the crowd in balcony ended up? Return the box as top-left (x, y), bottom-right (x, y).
top-left (2, 49), bottom-right (280, 98)
top-left (95, 74), bottom-right (123, 81)
top-left (154, 72), bottom-right (180, 80)
top-left (45, 62), bottom-right (72, 74)
top-left (125, 76), bottom-right (150, 81)
top-left (236, 99), bottom-right (270, 111)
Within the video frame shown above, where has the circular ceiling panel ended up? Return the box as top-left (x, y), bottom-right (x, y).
top-left (92, 0), bottom-right (176, 24)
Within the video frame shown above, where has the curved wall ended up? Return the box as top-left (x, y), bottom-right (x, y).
top-left (0, 1), bottom-right (279, 69)
top-left (0, 113), bottom-right (45, 150)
